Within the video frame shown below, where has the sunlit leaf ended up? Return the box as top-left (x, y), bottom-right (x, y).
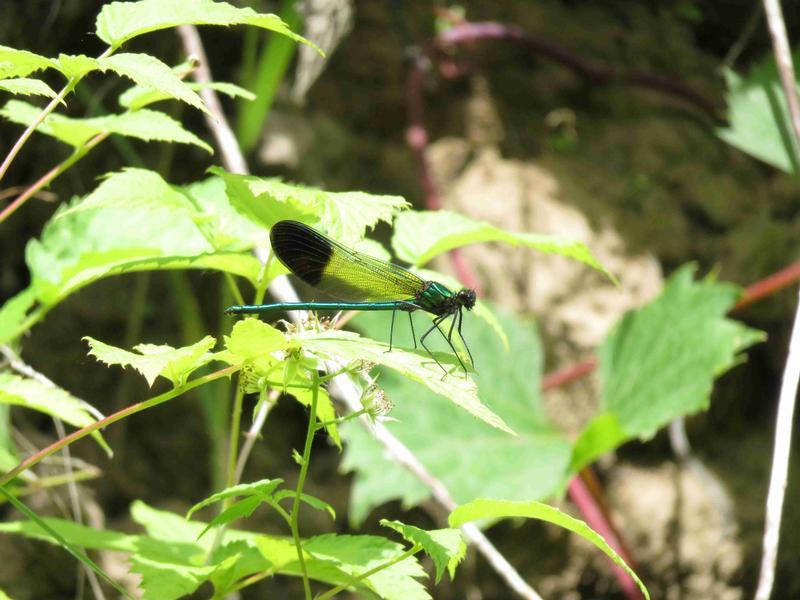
top-left (0, 45), bottom-right (57, 78)
top-left (84, 335), bottom-right (217, 387)
top-left (187, 478), bottom-right (284, 519)
top-left (381, 520), bottom-right (465, 583)
top-left (449, 498), bottom-right (650, 600)
top-left (0, 78), bottom-right (58, 99)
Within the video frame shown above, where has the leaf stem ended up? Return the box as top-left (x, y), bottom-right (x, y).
top-left (224, 376), bottom-right (246, 492)
top-left (314, 408), bottom-right (367, 431)
top-left (315, 545), bottom-right (421, 600)
top-left (290, 370), bottom-right (320, 600)
top-left (0, 365), bottom-right (240, 487)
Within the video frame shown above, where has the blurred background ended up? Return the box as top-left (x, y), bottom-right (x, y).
top-left (2, 1), bottom-right (800, 598)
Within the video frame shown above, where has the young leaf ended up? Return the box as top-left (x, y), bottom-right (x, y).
top-left (302, 533), bottom-right (429, 600)
top-left (718, 65), bottom-right (799, 173)
top-left (186, 478), bottom-right (284, 519)
top-left (381, 520), bottom-right (466, 583)
top-left (392, 210), bottom-right (611, 279)
top-left (0, 45), bottom-right (57, 78)
top-left (272, 490), bottom-right (336, 520)
top-left (0, 374), bottom-right (109, 453)
top-left (341, 309), bottom-right (571, 526)
top-left (84, 335), bottom-right (217, 387)
top-left (297, 328), bottom-right (514, 434)
top-left (449, 498), bottom-right (650, 600)
top-left (121, 79), bottom-right (254, 111)
top-left (0, 100), bottom-right (211, 151)
top-left (95, 0), bottom-right (320, 52)
top-left (0, 78), bottom-right (58, 99)
top-left (571, 264), bottom-right (765, 471)
top-left (0, 287), bottom-right (36, 346)
top-left (222, 318), bottom-right (290, 363)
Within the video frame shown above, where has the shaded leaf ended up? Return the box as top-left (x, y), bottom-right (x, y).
top-left (449, 498), bottom-right (650, 600)
top-left (187, 478), bottom-right (284, 519)
top-left (571, 265), bottom-right (764, 471)
top-left (272, 490), bottom-right (336, 520)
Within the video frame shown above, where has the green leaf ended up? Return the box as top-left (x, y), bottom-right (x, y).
top-left (341, 309), bottom-right (571, 526)
top-left (0, 45), bottom-right (57, 78)
top-left (301, 534), bottom-right (429, 600)
top-left (99, 53), bottom-right (207, 113)
top-left (449, 498), bottom-right (650, 600)
top-left (392, 210), bottom-right (611, 279)
top-left (571, 264), bottom-right (765, 471)
top-left (121, 79), bottom-right (255, 111)
top-left (0, 100), bottom-right (211, 151)
top-left (95, 0), bottom-right (321, 52)
top-left (186, 478), bottom-right (283, 519)
top-left (195, 496), bottom-right (264, 541)
top-left (0, 374), bottom-right (109, 454)
top-left (212, 169), bottom-right (410, 246)
top-left (222, 318), bottom-right (290, 363)
top-left (84, 335), bottom-right (217, 387)
top-left (297, 328), bottom-right (513, 434)
top-left (54, 54), bottom-right (98, 79)
top-left (381, 520), bottom-right (465, 583)
top-left (26, 169), bottom-right (260, 304)
top-left (0, 78), bottom-right (58, 99)
top-left (0, 288), bottom-right (36, 346)
top-left (272, 490), bottom-right (336, 520)
top-left (718, 64), bottom-right (799, 173)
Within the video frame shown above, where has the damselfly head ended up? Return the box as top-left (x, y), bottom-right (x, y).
top-left (456, 288), bottom-right (477, 310)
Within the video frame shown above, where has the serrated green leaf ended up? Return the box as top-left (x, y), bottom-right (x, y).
top-left (272, 490), bottom-right (336, 520)
top-left (449, 498), bottom-right (650, 600)
top-left (222, 318), bottom-right (290, 362)
top-left (187, 478), bottom-right (283, 519)
top-left (0, 100), bottom-right (211, 151)
top-left (381, 520), bottom-right (465, 583)
top-left (0, 374), bottom-right (109, 454)
top-left (393, 210), bottom-right (611, 279)
top-left (0, 45), bottom-right (57, 78)
top-left (95, 0), bottom-right (320, 53)
top-left (55, 54), bottom-right (99, 79)
top-left (84, 335), bottom-right (216, 387)
top-left (0, 78), bottom-right (58, 99)
top-left (718, 64), bottom-right (799, 173)
top-left (341, 309), bottom-right (570, 525)
top-left (195, 496), bottom-right (264, 541)
top-left (120, 79), bottom-right (254, 110)
top-left (0, 288), bottom-right (36, 345)
top-left (298, 328), bottom-right (513, 434)
top-left (571, 264), bottom-right (765, 471)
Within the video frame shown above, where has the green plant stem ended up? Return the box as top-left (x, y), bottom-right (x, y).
top-left (290, 371), bottom-right (320, 600)
top-left (224, 378), bottom-right (246, 492)
top-left (315, 545), bottom-right (421, 600)
top-left (5, 467), bottom-right (101, 498)
top-left (0, 365), bottom-right (240, 487)
top-left (0, 131), bottom-right (108, 225)
top-left (314, 409), bottom-right (367, 431)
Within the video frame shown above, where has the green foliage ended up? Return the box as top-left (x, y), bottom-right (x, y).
top-left (94, 0), bottom-right (319, 52)
top-left (571, 265), bottom-right (764, 471)
top-left (341, 309), bottom-right (570, 525)
top-left (449, 498), bottom-right (650, 600)
top-left (84, 335), bottom-right (217, 387)
top-left (718, 62), bottom-right (800, 173)
top-left (381, 520), bottom-right (466, 583)
top-left (0, 78), bottom-right (58, 99)
top-left (1, 100), bottom-right (212, 151)
top-left (392, 210), bottom-right (611, 278)
top-left (0, 374), bottom-right (109, 453)
top-left (0, 45), bottom-right (56, 78)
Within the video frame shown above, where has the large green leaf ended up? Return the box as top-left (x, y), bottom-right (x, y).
top-left (0, 45), bottom-right (57, 78)
top-left (0, 78), bottom-right (58, 99)
top-left (95, 0), bottom-right (319, 52)
top-left (84, 335), bottom-right (217, 387)
top-left (718, 63), bottom-right (799, 173)
top-left (449, 498), bottom-right (650, 600)
top-left (340, 308), bottom-right (571, 525)
top-left (571, 265), bottom-right (764, 471)
top-left (0, 374), bottom-right (109, 453)
top-left (26, 169), bottom-right (261, 304)
top-left (1, 100), bottom-right (211, 151)
top-left (392, 210), bottom-right (610, 278)
top-left (297, 327), bottom-right (513, 434)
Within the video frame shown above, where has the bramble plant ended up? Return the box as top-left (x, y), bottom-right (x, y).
top-left (0, 1), bottom-right (771, 599)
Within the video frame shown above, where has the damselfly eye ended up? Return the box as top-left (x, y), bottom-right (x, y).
top-left (457, 289), bottom-right (477, 310)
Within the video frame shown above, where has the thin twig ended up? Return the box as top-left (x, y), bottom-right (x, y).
top-left (179, 24), bottom-right (544, 599)
top-left (756, 4), bottom-right (800, 597)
